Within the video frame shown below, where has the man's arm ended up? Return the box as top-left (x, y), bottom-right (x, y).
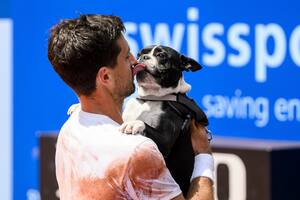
top-left (187, 177), bottom-right (213, 200)
top-left (121, 119), bottom-right (214, 200)
top-left (173, 177), bottom-right (213, 200)
top-left (172, 120), bottom-right (214, 200)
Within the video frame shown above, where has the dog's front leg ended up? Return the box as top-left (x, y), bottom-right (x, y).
top-left (119, 120), bottom-right (146, 135)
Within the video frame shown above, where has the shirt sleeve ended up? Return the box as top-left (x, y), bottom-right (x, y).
top-left (125, 139), bottom-right (182, 200)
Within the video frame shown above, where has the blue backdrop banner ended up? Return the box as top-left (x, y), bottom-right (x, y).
top-left (6, 0), bottom-right (300, 199)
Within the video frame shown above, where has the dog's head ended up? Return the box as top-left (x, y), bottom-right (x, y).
top-left (133, 45), bottom-right (202, 96)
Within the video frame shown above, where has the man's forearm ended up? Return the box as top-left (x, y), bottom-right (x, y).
top-left (186, 176), bottom-right (214, 200)
top-left (172, 121), bottom-right (215, 200)
top-left (171, 176), bottom-right (213, 200)
top-left (172, 154), bottom-right (215, 200)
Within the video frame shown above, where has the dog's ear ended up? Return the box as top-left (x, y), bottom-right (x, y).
top-left (180, 55), bottom-right (203, 72)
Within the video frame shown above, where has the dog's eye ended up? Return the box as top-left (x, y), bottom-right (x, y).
top-left (156, 52), bottom-right (166, 59)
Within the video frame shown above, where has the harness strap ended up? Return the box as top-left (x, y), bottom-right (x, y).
top-left (137, 94), bottom-right (177, 101)
top-left (137, 93), bottom-right (209, 126)
top-left (167, 101), bottom-right (192, 133)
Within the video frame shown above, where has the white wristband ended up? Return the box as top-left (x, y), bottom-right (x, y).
top-left (190, 154), bottom-right (215, 183)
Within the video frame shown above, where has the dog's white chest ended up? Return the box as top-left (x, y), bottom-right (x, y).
top-left (122, 98), bottom-right (163, 122)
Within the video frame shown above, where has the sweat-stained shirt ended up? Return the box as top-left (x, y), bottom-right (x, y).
top-left (55, 108), bottom-right (182, 200)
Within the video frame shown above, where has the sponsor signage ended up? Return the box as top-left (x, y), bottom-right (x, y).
top-left (9, 0), bottom-right (300, 198)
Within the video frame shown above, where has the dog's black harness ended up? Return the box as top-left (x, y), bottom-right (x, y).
top-left (137, 93), bottom-right (212, 195)
top-left (137, 93), bottom-right (212, 140)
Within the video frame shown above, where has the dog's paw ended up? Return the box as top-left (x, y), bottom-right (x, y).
top-left (67, 103), bottom-right (81, 115)
top-left (119, 120), bottom-right (146, 135)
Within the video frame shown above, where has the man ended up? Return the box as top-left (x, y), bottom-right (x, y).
top-left (48, 14), bottom-right (214, 200)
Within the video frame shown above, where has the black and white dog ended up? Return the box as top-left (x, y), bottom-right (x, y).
top-left (121, 45), bottom-right (209, 195)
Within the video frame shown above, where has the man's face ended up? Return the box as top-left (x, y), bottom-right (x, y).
top-left (111, 35), bottom-right (137, 99)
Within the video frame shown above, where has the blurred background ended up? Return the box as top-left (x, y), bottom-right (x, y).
top-left (1, 0), bottom-right (300, 199)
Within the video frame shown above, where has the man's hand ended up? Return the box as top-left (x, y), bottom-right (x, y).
top-left (190, 119), bottom-right (212, 155)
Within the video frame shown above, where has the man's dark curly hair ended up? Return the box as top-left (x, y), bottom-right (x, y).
top-left (48, 14), bottom-right (125, 96)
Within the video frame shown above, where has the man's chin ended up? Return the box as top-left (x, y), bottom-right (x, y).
top-left (124, 84), bottom-right (135, 98)
top-left (129, 84), bottom-right (136, 96)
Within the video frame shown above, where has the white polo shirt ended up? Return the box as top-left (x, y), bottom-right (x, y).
top-left (55, 108), bottom-right (181, 200)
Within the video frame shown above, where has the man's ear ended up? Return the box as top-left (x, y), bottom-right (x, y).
top-left (180, 55), bottom-right (203, 72)
top-left (96, 67), bottom-right (111, 85)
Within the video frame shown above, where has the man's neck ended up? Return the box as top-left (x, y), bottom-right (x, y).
top-left (79, 93), bottom-right (124, 124)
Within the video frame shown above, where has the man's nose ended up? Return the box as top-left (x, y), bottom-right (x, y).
top-left (129, 53), bottom-right (138, 65)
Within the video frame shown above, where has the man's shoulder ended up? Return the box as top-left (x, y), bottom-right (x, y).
top-left (114, 134), bottom-right (157, 154)
top-left (119, 136), bottom-right (166, 176)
